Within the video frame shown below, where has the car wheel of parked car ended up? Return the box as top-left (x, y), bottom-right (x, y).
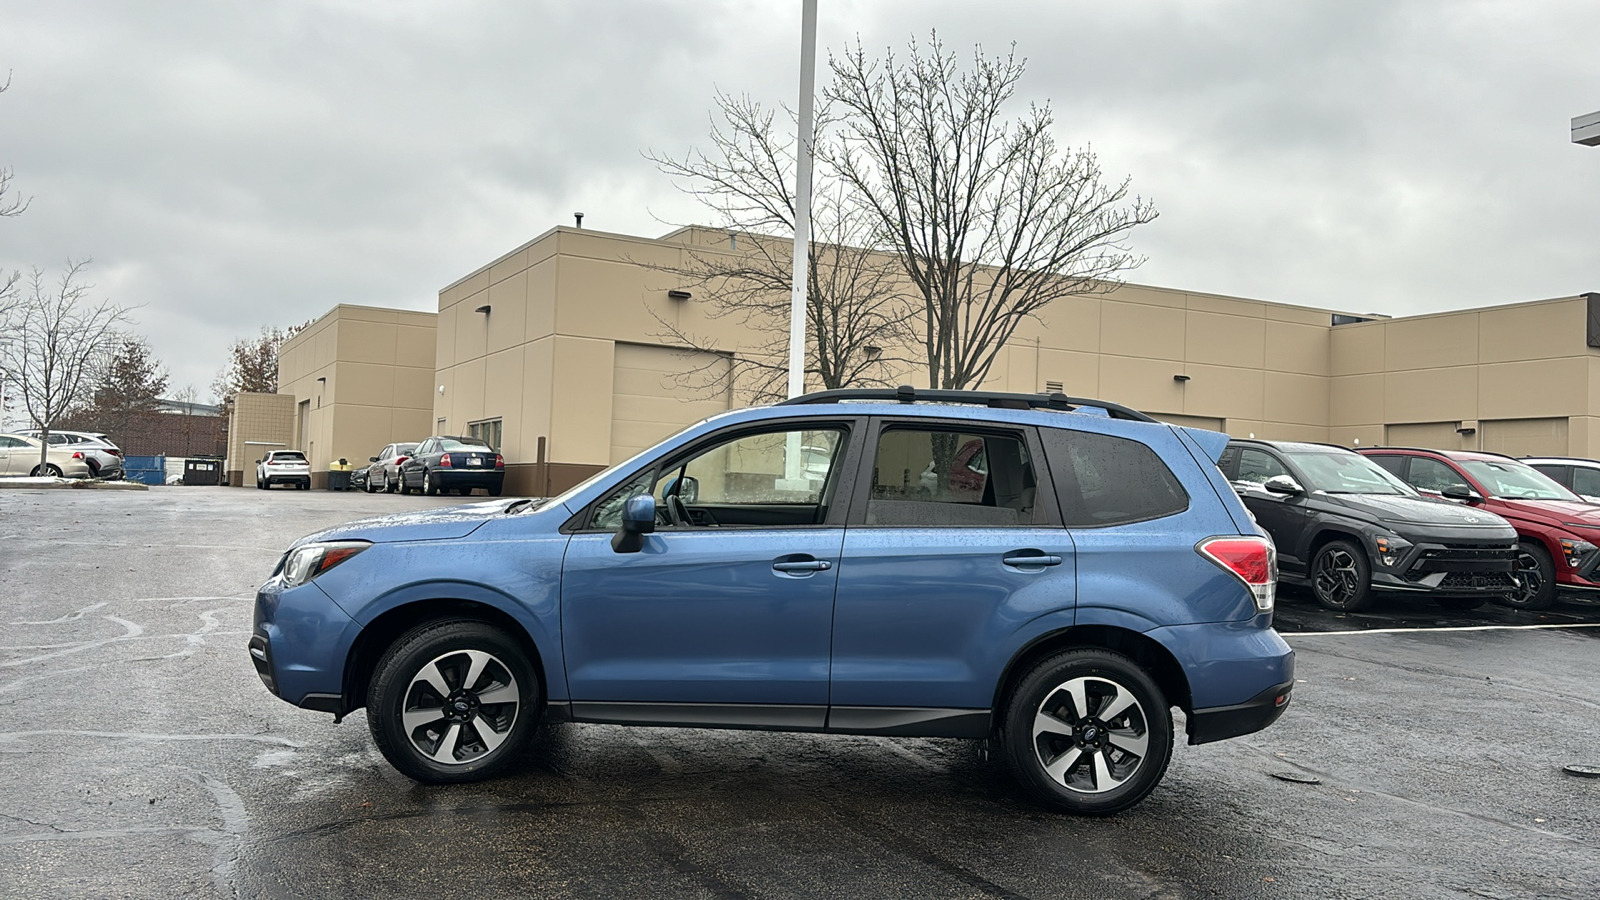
top-left (367, 619), bottom-right (539, 784)
top-left (1002, 648), bottom-right (1173, 816)
top-left (385, 472), bottom-right (397, 494)
top-left (488, 485), bottom-right (502, 497)
top-left (456, 487), bottom-right (472, 496)
top-left (1310, 540), bottom-right (1375, 612)
top-left (1503, 542), bottom-right (1556, 610)
top-left (30, 464), bottom-right (63, 478)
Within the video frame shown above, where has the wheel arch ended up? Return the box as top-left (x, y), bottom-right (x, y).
top-left (342, 597), bottom-right (549, 716)
top-left (992, 624), bottom-right (1192, 722)
top-left (1306, 524), bottom-right (1368, 564)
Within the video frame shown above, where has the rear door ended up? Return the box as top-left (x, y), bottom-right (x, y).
top-left (1232, 447), bottom-right (1312, 572)
top-left (828, 417), bottom-right (1072, 724)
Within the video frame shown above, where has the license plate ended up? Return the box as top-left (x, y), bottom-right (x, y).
top-left (467, 457), bottom-right (482, 467)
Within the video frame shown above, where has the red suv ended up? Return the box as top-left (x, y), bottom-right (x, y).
top-left (1359, 448), bottom-right (1600, 609)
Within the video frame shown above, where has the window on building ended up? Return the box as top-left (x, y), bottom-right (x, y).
top-left (468, 418), bottom-right (503, 453)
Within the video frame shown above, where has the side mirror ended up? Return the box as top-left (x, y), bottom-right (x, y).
top-left (611, 494), bottom-right (657, 553)
top-left (370, 456), bottom-right (380, 463)
top-left (1263, 475), bottom-right (1304, 496)
top-left (254, 459), bottom-right (261, 465)
top-left (1440, 484), bottom-right (1481, 502)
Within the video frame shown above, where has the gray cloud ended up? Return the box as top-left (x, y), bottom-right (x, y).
top-left (1, 0), bottom-right (1596, 398)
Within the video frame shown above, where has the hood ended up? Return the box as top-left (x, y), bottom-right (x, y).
top-left (297, 498), bottom-right (546, 545)
top-left (1319, 492), bottom-right (1512, 530)
top-left (1489, 497), bottom-right (1600, 530)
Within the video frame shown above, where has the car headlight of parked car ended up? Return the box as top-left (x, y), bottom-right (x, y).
top-left (1556, 536), bottom-right (1599, 569)
top-left (279, 541), bottom-right (370, 587)
top-left (1373, 534), bottom-right (1413, 568)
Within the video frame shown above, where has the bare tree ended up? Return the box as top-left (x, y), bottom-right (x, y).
top-left (646, 92), bottom-right (915, 402)
top-left (0, 74), bottom-right (29, 342)
top-left (0, 261), bottom-right (131, 473)
top-left (826, 34), bottom-right (1159, 390)
top-left (0, 74), bottom-right (27, 221)
top-left (211, 323), bottom-right (305, 404)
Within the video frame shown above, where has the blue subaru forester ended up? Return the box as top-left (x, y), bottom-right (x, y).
top-left (251, 388), bottom-right (1292, 815)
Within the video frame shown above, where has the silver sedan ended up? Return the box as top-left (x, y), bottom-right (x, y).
top-left (0, 433), bottom-right (94, 478)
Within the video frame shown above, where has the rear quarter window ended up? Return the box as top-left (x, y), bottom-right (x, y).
top-left (1042, 428), bottom-right (1189, 527)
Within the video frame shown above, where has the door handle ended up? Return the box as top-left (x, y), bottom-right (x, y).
top-left (1003, 552), bottom-right (1063, 568)
top-left (773, 557), bottom-right (832, 573)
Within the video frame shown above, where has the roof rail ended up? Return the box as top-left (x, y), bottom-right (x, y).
top-left (776, 386), bottom-right (1158, 423)
top-left (1361, 445), bottom-right (1520, 461)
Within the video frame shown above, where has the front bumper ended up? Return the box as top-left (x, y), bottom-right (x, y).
top-left (1372, 540), bottom-right (1518, 596)
top-left (250, 578), bottom-right (357, 713)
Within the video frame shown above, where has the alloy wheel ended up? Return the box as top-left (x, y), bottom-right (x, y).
top-left (401, 649), bottom-right (520, 765)
top-left (1512, 549), bottom-right (1544, 605)
top-left (1313, 547), bottom-right (1362, 606)
top-left (1031, 676), bottom-right (1150, 794)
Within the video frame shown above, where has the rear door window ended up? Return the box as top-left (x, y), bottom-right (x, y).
top-left (1572, 467), bottom-right (1600, 497)
top-left (863, 425), bottom-right (1041, 527)
top-left (1407, 457), bottom-right (1467, 493)
top-left (1042, 428), bottom-right (1188, 527)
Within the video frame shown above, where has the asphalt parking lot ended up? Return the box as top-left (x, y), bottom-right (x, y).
top-left (2, 487), bottom-right (1598, 899)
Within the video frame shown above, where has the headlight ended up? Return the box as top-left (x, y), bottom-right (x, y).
top-left (279, 541), bottom-right (370, 587)
top-left (1374, 534), bottom-right (1412, 568)
top-left (1558, 538), bottom-right (1598, 569)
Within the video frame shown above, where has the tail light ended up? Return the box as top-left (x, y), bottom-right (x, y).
top-left (1198, 535), bottom-right (1277, 612)
top-left (72, 452), bottom-right (84, 459)
top-left (107, 449), bottom-right (122, 457)
top-left (494, 454), bottom-right (504, 468)
top-left (394, 456), bottom-right (409, 466)
top-left (440, 453), bottom-right (452, 468)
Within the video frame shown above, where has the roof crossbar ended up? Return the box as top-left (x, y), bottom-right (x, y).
top-left (776, 386), bottom-right (1158, 423)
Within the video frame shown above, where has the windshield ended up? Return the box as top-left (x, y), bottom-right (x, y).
top-left (1284, 450), bottom-right (1412, 495)
top-left (1461, 459), bottom-right (1580, 501)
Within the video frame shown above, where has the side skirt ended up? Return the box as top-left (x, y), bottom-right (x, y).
top-left (563, 702), bottom-right (991, 738)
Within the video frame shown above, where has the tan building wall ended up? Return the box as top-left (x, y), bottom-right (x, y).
top-left (275, 304), bottom-right (437, 487)
top-left (1325, 296), bottom-right (1600, 457)
top-left (274, 223), bottom-right (1595, 498)
top-left (223, 392), bottom-right (297, 487)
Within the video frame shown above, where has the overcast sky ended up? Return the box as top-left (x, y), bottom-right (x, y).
top-left (2, 1), bottom-right (1597, 399)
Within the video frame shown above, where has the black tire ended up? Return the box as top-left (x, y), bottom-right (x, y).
top-left (1310, 539), bottom-right (1376, 612)
top-left (367, 619), bottom-right (540, 784)
top-left (31, 464), bottom-right (63, 478)
top-left (385, 471), bottom-right (398, 494)
top-left (1435, 596), bottom-right (1488, 611)
top-left (86, 459), bottom-right (101, 478)
top-left (1503, 541), bottom-right (1557, 610)
top-left (423, 470), bottom-right (439, 496)
top-left (363, 474), bottom-right (377, 493)
top-left (1002, 648), bottom-right (1173, 816)
top-left (488, 484), bottom-right (503, 497)
top-left (457, 487), bottom-right (472, 496)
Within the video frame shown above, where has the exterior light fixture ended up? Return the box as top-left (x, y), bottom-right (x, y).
top-left (438, 385), bottom-right (445, 395)
top-left (316, 377), bottom-right (326, 383)
top-left (475, 304), bottom-right (491, 314)
top-left (667, 290), bottom-right (692, 301)
top-left (1173, 374), bottom-right (1191, 383)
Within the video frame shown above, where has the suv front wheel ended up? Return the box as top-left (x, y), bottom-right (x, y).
top-left (367, 619), bottom-right (541, 784)
top-left (1002, 649), bottom-right (1173, 816)
top-left (1310, 539), bottom-right (1375, 612)
top-left (1504, 541), bottom-right (1556, 610)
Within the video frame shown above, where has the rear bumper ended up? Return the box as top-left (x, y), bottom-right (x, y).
top-left (1187, 680), bottom-right (1294, 745)
top-left (434, 468), bottom-right (505, 489)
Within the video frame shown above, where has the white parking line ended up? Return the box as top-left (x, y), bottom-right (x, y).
top-left (1286, 622), bottom-right (1600, 637)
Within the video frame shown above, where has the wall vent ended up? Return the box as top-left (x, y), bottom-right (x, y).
top-left (1044, 381), bottom-right (1064, 394)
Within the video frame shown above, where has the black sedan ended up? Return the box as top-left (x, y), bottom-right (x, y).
top-left (399, 435), bottom-right (504, 496)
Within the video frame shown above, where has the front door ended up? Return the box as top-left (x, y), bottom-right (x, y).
top-left (561, 423), bottom-right (856, 729)
top-left (829, 420), bottom-right (1074, 721)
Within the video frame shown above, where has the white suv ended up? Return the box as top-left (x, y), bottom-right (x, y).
top-left (17, 430), bottom-right (124, 479)
top-left (256, 450), bottom-right (312, 490)
top-left (1522, 456), bottom-right (1600, 504)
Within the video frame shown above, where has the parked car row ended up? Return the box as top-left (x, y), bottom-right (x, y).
top-left (0, 433), bottom-right (95, 478)
top-left (353, 437), bottom-right (504, 496)
top-left (1223, 440), bottom-right (1600, 612)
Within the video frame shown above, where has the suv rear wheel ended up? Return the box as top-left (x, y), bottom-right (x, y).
top-left (1002, 649), bottom-right (1173, 816)
top-left (367, 619), bottom-right (540, 783)
top-left (1504, 541), bottom-right (1556, 610)
top-left (1310, 539), bottom-right (1375, 612)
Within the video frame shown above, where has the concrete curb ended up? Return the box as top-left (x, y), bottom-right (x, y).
top-left (0, 478), bottom-right (150, 491)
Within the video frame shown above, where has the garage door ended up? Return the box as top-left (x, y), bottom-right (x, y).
top-left (1385, 422), bottom-right (1461, 451)
top-left (610, 343), bottom-right (732, 464)
top-left (1481, 418), bottom-right (1569, 458)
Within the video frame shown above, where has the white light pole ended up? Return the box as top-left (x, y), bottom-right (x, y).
top-left (787, 0), bottom-right (817, 399)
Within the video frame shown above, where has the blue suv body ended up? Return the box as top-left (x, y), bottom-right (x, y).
top-left (251, 389), bottom-right (1293, 814)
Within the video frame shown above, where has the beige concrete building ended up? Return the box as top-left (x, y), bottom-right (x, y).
top-left (222, 392), bottom-right (297, 488)
top-left (243, 304), bottom-right (437, 487)
top-left (268, 223), bottom-right (1600, 495)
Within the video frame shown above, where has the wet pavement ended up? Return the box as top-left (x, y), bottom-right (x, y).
top-left (1, 487), bottom-right (1597, 899)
